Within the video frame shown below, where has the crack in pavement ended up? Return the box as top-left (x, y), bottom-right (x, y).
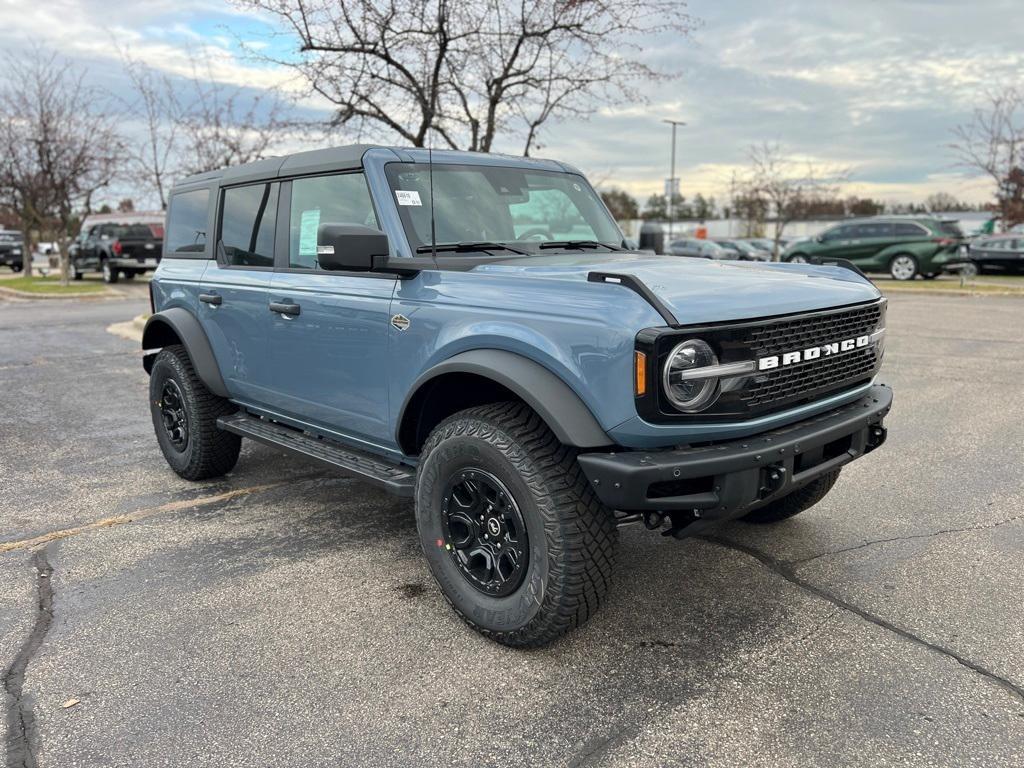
top-left (3, 547), bottom-right (54, 768)
top-left (701, 534), bottom-right (1024, 705)
top-left (0, 483), bottom-right (286, 555)
top-left (789, 513), bottom-right (1024, 566)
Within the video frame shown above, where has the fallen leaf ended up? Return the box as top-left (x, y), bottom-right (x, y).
top-left (61, 698), bottom-right (80, 709)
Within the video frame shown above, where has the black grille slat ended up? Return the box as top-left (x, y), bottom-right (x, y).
top-left (743, 348), bottom-right (877, 407)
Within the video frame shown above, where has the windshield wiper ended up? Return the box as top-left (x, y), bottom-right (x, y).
top-left (537, 240), bottom-right (625, 251)
top-left (415, 241), bottom-right (528, 255)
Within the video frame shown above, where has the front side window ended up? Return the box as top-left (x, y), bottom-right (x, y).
top-left (384, 163), bottom-right (622, 252)
top-left (219, 183), bottom-right (278, 267)
top-left (289, 173), bottom-right (378, 270)
top-left (821, 225), bottom-right (851, 242)
top-left (166, 189), bottom-right (210, 254)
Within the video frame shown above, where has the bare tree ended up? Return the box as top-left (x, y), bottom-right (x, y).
top-left (234, 0), bottom-right (692, 155)
top-left (0, 50), bottom-right (123, 282)
top-left (174, 59), bottom-right (292, 175)
top-left (949, 86), bottom-right (1024, 230)
top-left (732, 143), bottom-right (848, 259)
top-left (122, 55), bottom-right (180, 210)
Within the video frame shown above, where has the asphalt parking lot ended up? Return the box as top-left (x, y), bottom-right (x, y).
top-left (1, 288), bottom-right (1022, 767)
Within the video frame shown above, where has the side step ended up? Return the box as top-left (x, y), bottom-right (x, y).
top-left (217, 412), bottom-right (415, 497)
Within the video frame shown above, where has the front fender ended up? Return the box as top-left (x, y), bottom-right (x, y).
top-left (399, 349), bottom-right (612, 449)
top-left (141, 308), bottom-right (229, 398)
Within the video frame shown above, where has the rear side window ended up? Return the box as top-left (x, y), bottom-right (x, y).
top-left (892, 222), bottom-right (927, 237)
top-left (219, 183), bottom-right (278, 268)
top-left (288, 173), bottom-right (378, 270)
top-left (166, 189), bottom-right (210, 255)
top-left (852, 222), bottom-right (892, 238)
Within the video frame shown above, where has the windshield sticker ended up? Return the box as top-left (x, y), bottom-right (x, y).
top-left (395, 190), bottom-right (422, 206)
top-left (298, 208), bottom-right (320, 256)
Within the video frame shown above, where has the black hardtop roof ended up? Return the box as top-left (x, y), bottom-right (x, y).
top-left (170, 144), bottom-right (578, 192)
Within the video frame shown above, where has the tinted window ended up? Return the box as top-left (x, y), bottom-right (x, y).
top-left (821, 225), bottom-right (852, 241)
top-left (289, 173), bottom-right (377, 270)
top-left (852, 222), bottom-right (892, 238)
top-left (219, 183), bottom-right (278, 267)
top-left (166, 189), bottom-right (210, 254)
top-left (892, 222), bottom-right (927, 237)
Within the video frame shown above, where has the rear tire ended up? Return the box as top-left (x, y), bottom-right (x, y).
top-left (741, 469), bottom-right (841, 524)
top-left (415, 402), bottom-right (617, 647)
top-left (149, 344), bottom-right (241, 480)
top-left (11, 262), bottom-right (23, 273)
top-left (786, 253), bottom-right (809, 264)
top-left (101, 260), bottom-right (119, 284)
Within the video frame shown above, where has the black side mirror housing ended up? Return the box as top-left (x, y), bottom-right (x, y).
top-left (316, 224), bottom-right (389, 272)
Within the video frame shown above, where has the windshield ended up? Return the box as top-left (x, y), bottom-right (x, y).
top-left (384, 163), bottom-right (622, 252)
top-left (934, 220), bottom-right (964, 238)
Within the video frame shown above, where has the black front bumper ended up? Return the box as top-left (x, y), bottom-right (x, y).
top-left (578, 385), bottom-right (892, 523)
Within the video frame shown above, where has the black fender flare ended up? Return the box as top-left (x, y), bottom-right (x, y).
top-left (399, 349), bottom-right (612, 449)
top-left (141, 308), bottom-right (229, 398)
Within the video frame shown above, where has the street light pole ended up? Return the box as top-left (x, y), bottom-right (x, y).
top-left (662, 119), bottom-right (686, 241)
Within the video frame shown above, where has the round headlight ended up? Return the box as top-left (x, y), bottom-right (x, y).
top-left (663, 339), bottom-right (720, 412)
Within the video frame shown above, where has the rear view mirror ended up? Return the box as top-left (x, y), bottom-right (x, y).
top-left (317, 224), bottom-right (389, 271)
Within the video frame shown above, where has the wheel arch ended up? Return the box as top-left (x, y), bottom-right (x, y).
top-left (141, 308), bottom-right (229, 398)
top-left (397, 350), bottom-right (613, 456)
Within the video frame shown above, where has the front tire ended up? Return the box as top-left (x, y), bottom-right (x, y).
top-left (415, 402), bottom-right (617, 647)
top-left (889, 253), bottom-right (918, 281)
top-left (741, 469), bottom-right (841, 524)
top-left (11, 262), bottom-right (23, 273)
top-left (786, 253), bottom-right (809, 264)
top-left (149, 344), bottom-right (241, 480)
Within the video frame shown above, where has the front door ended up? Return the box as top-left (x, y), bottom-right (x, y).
top-left (266, 173), bottom-right (396, 448)
top-left (198, 181), bottom-right (279, 405)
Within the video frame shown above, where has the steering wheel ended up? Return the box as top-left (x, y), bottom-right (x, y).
top-left (516, 228), bottom-right (554, 242)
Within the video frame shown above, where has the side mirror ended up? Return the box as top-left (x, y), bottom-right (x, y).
top-left (316, 224), bottom-right (389, 272)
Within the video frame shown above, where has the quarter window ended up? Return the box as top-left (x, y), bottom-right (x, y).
top-left (165, 189), bottom-right (210, 254)
top-left (892, 222), bottom-right (927, 237)
top-left (219, 183), bottom-right (278, 268)
top-left (289, 173), bottom-right (378, 270)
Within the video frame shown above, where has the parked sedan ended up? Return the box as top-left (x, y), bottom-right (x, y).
top-left (964, 235), bottom-right (1023, 275)
top-left (712, 238), bottom-right (771, 261)
top-left (667, 238), bottom-right (731, 259)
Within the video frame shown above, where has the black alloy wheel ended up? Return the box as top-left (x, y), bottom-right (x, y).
top-left (441, 469), bottom-right (528, 597)
top-left (159, 379), bottom-right (189, 451)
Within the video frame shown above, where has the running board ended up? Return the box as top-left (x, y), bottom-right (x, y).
top-left (217, 412), bottom-right (415, 497)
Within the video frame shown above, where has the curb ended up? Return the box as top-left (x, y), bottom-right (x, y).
top-left (107, 314), bottom-right (149, 343)
top-left (0, 284), bottom-right (120, 300)
top-left (880, 287), bottom-right (1024, 298)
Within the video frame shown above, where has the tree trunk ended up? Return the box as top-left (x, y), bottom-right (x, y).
top-left (23, 230), bottom-right (34, 279)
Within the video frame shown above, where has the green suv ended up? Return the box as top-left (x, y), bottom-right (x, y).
top-left (782, 217), bottom-right (963, 280)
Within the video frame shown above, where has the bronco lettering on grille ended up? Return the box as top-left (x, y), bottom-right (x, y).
top-left (758, 334), bottom-right (871, 371)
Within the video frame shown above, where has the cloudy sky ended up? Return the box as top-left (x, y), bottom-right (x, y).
top-left (0, 0), bottom-right (1019, 208)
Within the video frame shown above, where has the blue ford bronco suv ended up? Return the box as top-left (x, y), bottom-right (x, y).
top-left (143, 145), bottom-right (892, 647)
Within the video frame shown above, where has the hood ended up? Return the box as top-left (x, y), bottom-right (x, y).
top-left (474, 252), bottom-right (881, 325)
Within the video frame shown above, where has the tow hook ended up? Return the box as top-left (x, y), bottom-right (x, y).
top-left (866, 425), bottom-right (887, 452)
top-left (759, 464), bottom-right (787, 499)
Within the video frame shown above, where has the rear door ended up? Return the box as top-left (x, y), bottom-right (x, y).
top-left (198, 181), bottom-right (278, 404)
top-left (266, 172), bottom-right (397, 446)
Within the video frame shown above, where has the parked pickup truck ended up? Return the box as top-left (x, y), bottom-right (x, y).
top-left (142, 145), bottom-right (892, 647)
top-left (0, 230), bottom-right (25, 271)
top-left (69, 213), bottom-right (164, 282)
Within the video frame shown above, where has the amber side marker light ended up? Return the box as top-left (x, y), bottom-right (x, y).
top-left (634, 351), bottom-right (647, 396)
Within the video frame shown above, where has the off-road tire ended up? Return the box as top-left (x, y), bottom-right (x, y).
top-left (149, 344), bottom-right (240, 480)
top-left (415, 402), bottom-right (617, 647)
top-left (741, 468), bottom-right (841, 524)
top-left (101, 259), bottom-right (119, 284)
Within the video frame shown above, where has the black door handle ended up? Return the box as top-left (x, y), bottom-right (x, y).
top-left (199, 293), bottom-right (222, 306)
top-left (269, 301), bottom-right (301, 317)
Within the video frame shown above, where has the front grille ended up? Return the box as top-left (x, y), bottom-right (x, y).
top-left (738, 302), bottom-right (882, 410)
top-left (745, 302), bottom-right (882, 358)
top-left (742, 347), bottom-right (877, 407)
